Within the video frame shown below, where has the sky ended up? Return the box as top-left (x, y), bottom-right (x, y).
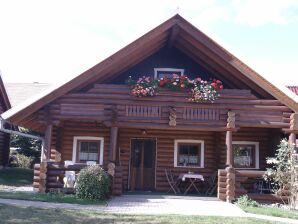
top-left (0, 0), bottom-right (298, 88)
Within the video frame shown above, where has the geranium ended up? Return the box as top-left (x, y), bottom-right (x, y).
top-left (126, 76), bottom-right (158, 97)
top-left (126, 74), bottom-right (223, 102)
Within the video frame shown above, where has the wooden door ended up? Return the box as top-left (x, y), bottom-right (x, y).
top-left (130, 139), bottom-right (156, 191)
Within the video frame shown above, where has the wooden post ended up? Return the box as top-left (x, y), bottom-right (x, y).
top-left (226, 131), bottom-right (233, 167)
top-left (43, 124), bottom-right (53, 161)
top-left (289, 133), bottom-right (296, 145)
top-left (289, 113), bottom-right (297, 147)
top-left (226, 111), bottom-right (235, 167)
top-left (226, 166), bottom-right (235, 203)
top-left (39, 161), bottom-right (47, 193)
top-left (109, 126), bottom-right (118, 162)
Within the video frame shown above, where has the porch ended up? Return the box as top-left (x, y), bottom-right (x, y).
top-left (33, 125), bottom-right (295, 204)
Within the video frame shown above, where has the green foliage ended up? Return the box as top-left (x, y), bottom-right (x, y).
top-left (0, 167), bottom-right (33, 186)
top-left (235, 195), bottom-right (259, 208)
top-left (10, 128), bottom-right (42, 164)
top-left (75, 165), bottom-right (110, 200)
top-left (10, 153), bottom-right (33, 169)
top-left (264, 139), bottom-right (293, 193)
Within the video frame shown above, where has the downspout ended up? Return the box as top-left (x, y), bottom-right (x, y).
top-left (0, 117), bottom-right (46, 162)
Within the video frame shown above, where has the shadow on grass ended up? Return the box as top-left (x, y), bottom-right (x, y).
top-left (0, 204), bottom-right (281, 224)
top-left (0, 168), bottom-right (33, 187)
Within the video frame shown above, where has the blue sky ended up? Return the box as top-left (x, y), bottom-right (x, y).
top-left (0, 0), bottom-right (297, 87)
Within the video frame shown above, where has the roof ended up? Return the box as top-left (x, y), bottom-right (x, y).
top-left (5, 83), bottom-right (51, 107)
top-left (287, 86), bottom-right (298, 96)
top-left (0, 73), bottom-right (11, 111)
top-left (2, 14), bottom-right (298, 124)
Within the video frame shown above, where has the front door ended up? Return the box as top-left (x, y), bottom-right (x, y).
top-left (130, 139), bottom-right (156, 191)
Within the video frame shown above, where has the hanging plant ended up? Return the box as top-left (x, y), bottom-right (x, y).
top-left (126, 74), bottom-right (223, 102)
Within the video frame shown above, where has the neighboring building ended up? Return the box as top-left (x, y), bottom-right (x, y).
top-left (0, 74), bottom-right (11, 167)
top-left (1, 15), bottom-right (298, 202)
top-left (5, 82), bottom-right (51, 107)
top-left (287, 86), bottom-right (298, 96)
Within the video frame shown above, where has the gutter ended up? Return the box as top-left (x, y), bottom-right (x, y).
top-left (0, 117), bottom-right (45, 161)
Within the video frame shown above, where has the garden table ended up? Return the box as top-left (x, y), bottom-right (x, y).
top-left (178, 173), bottom-right (204, 194)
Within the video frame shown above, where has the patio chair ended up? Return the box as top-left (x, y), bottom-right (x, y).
top-left (204, 171), bottom-right (217, 196)
top-left (63, 160), bottom-right (76, 188)
top-left (86, 161), bottom-right (96, 166)
top-left (165, 169), bottom-right (181, 194)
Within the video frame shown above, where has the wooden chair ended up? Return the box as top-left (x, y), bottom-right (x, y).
top-left (165, 169), bottom-right (180, 194)
top-left (204, 171), bottom-right (218, 196)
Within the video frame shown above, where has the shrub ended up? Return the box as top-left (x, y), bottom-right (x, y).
top-left (75, 165), bottom-right (110, 200)
top-left (235, 195), bottom-right (259, 208)
top-left (9, 153), bottom-right (33, 169)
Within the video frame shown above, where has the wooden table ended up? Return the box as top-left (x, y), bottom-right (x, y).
top-left (178, 173), bottom-right (204, 194)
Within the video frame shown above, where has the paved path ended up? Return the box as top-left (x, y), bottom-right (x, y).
top-left (0, 195), bottom-right (298, 224)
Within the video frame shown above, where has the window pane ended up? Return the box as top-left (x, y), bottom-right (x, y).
top-left (89, 142), bottom-right (99, 153)
top-left (233, 144), bottom-right (255, 168)
top-left (78, 140), bottom-right (100, 162)
top-left (80, 142), bottom-right (89, 152)
top-left (178, 143), bottom-right (200, 167)
top-left (88, 153), bottom-right (98, 161)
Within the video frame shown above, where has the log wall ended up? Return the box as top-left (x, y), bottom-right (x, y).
top-left (49, 121), bottom-right (278, 194)
top-left (18, 84), bottom-right (292, 132)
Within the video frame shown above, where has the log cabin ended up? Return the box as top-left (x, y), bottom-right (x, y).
top-left (0, 74), bottom-right (11, 168)
top-left (1, 14), bottom-right (298, 202)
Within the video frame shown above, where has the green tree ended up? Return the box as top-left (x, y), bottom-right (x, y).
top-left (10, 128), bottom-right (42, 164)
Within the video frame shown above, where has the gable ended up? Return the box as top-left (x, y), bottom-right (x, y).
top-left (2, 14), bottom-right (297, 125)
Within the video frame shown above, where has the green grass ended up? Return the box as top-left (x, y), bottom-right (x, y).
top-left (242, 205), bottom-right (298, 220)
top-left (0, 168), bottom-right (33, 187)
top-left (0, 191), bottom-right (105, 205)
top-left (0, 205), bottom-right (284, 224)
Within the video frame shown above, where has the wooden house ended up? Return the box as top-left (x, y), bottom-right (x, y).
top-left (0, 74), bottom-right (11, 167)
top-left (1, 15), bottom-right (298, 202)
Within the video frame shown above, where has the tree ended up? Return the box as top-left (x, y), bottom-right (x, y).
top-left (264, 139), bottom-right (297, 209)
top-left (10, 127), bottom-right (42, 164)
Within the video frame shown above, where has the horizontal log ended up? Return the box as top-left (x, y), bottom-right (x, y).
top-left (236, 170), bottom-right (265, 178)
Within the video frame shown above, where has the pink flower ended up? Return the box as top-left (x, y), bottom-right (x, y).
top-left (173, 82), bottom-right (177, 85)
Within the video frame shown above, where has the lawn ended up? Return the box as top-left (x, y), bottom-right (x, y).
top-left (0, 167), bottom-right (104, 205)
top-left (0, 191), bottom-right (105, 205)
top-left (0, 205), bottom-right (284, 224)
top-left (242, 205), bottom-right (298, 220)
top-left (0, 168), bottom-right (33, 186)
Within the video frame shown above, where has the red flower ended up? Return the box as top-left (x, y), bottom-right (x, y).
top-left (180, 75), bottom-right (186, 79)
top-left (211, 82), bottom-right (217, 89)
top-left (159, 80), bottom-right (166, 87)
top-left (217, 80), bottom-right (221, 83)
top-left (180, 83), bottom-right (185, 88)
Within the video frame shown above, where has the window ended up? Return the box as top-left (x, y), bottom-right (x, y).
top-left (154, 68), bottom-right (185, 79)
top-left (72, 137), bottom-right (104, 165)
top-left (174, 140), bottom-right (204, 168)
top-left (232, 141), bottom-right (259, 169)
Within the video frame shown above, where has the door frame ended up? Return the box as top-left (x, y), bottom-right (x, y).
top-left (128, 137), bottom-right (157, 191)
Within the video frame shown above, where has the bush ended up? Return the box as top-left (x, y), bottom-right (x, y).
top-left (235, 195), bottom-right (259, 208)
top-left (9, 153), bottom-right (33, 169)
top-left (75, 165), bottom-right (110, 200)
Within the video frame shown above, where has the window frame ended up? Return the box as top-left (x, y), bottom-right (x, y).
top-left (174, 139), bottom-right (204, 168)
top-left (154, 68), bottom-right (185, 79)
top-left (232, 141), bottom-right (259, 169)
top-left (72, 136), bottom-right (104, 165)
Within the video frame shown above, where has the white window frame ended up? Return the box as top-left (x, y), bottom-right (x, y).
top-left (154, 68), bottom-right (185, 79)
top-left (72, 136), bottom-right (104, 165)
top-left (232, 141), bottom-right (259, 169)
top-left (174, 139), bottom-right (204, 168)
